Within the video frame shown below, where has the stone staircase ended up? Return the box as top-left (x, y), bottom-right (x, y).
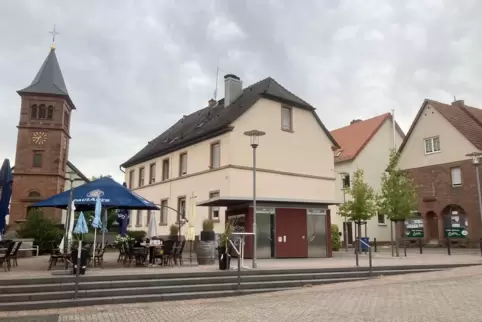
top-left (0, 264), bottom-right (476, 311)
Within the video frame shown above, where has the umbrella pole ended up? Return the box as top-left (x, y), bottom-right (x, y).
top-left (102, 209), bottom-right (106, 246)
top-left (74, 239), bottom-right (82, 299)
top-left (92, 229), bottom-right (97, 263)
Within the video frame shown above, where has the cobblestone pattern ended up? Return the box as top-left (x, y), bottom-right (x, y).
top-left (1, 266), bottom-right (481, 322)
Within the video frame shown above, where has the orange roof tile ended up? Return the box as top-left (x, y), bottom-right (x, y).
top-left (331, 113), bottom-right (404, 163)
top-left (398, 99), bottom-right (482, 154)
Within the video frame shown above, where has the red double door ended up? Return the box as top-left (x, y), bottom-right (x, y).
top-left (275, 208), bottom-right (308, 258)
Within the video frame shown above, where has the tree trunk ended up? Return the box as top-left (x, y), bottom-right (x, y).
top-left (395, 221), bottom-right (400, 257)
top-left (357, 221), bottom-right (362, 253)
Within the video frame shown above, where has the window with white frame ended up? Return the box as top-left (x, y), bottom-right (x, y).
top-left (209, 191), bottom-right (220, 221)
top-left (377, 212), bottom-right (386, 225)
top-left (136, 210), bottom-right (142, 226)
top-left (281, 106), bottom-right (293, 131)
top-left (146, 210), bottom-right (152, 226)
top-left (424, 136), bottom-right (440, 154)
top-left (451, 167), bottom-right (462, 187)
top-left (159, 199), bottom-right (168, 225)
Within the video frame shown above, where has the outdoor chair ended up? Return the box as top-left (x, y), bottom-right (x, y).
top-left (117, 242), bottom-right (126, 263)
top-left (9, 241), bottom-right (22, 267)
top-left (93, 243), bottom-right (106, 268)
top-left (0, 242), bottom-right (15, 272)
top-left (161, 240), bottom-right (175, 267)
top-left (48, 242), bottom-right (65, 270)
top-left (123, 242), bottom-right (147, 267)
top-left (173, 240), bottom-right (186, 265)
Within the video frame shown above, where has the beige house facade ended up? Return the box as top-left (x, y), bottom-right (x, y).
top-left (121, 75), bottom-right (339, 237)
top-left (329, 113), bottom-right (405, 244)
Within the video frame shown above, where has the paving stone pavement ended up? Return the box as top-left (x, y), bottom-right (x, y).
top-left (1, 265), bottom-right (481, 322)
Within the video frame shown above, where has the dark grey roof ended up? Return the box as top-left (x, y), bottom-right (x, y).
top-left (121, 77), bottom-right (339, 168)
top-left (17, 48), bottom-right (75, 109)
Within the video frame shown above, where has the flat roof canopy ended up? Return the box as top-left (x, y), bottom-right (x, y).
top-left (197, 196), bottom-right (340, 207)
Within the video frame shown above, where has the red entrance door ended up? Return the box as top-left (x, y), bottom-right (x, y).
top-left (275, 208), bottom-right (308, 258)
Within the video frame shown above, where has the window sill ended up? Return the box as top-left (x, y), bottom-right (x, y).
top-left (424, 150), bottom-right (441, 155)
top-left (159, 223), bottom-right (168, 226)
top-left (378, 223), bottom-right (387, 227)
top-left (281, 128), bottom-right (294, 133)
top-left (452, 184), bottom-right (462, 188)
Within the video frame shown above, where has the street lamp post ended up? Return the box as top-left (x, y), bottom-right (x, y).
top-left (244, 130), bottom-right (266, 269)
top-left (466, 152), bottom-right (482, 237)
top-left (339, 172), bottom-right (349, 252)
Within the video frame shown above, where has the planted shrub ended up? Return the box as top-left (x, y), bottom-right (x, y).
top-left (331, 224), bottom-right (341, 251)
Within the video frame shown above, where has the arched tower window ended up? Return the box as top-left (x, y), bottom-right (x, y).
top-left (30, 105), bottom-right (38, 119)
top-left (28, 191), bottom-right (41, 198)
top-left (38, 105), bottom-right (46, 119)
top-left (47, 106), bottom-right (54, 120)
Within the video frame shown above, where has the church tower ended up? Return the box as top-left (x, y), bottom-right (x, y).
top-left (9, 42), bottom-right (75, 225)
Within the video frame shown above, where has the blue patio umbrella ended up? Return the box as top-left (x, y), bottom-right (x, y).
top-left (91, 197), bottom-right (102, 259)
top-left (0, 159), bottom-right (13, 238)
top-left (74, 211), bottom-right (89, 235)
top-left (32, 177), bottom-right (159, 211)
top-left (73, 212), bottom-right (88, 290)
top-left (116, 182), bottom-right (130, 237)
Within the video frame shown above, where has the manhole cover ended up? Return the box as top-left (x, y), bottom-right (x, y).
top-left (0, 315), bottom-right (59, 322)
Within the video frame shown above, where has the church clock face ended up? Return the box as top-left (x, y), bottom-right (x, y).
top-left (32, 132), bottom-right (48, 145)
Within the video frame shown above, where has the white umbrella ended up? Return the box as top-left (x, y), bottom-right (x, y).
top-left (59, 201), bottom-right (76, 254)
top-left (147, 210), bottom-right (158, 238)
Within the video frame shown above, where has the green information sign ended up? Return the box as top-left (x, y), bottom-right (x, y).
top-left (405, 218), bottom-right (424, 238)
top-left (444, 227), bottom-right (468, 238)
top-left (444, 212), bottom-right (468, 238)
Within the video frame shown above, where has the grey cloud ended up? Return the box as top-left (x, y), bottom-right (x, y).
top-left (1, 0), bottom-right (482, 182)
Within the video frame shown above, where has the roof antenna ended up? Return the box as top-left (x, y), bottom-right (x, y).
top-left (213, 61), bottom-right (220, 101)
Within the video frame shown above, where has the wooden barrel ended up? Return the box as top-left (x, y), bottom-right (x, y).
top-left (197, 240), bottom-right (215, 265)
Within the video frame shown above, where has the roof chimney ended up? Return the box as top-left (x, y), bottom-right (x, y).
top-left (452, 100), bottom-right (464, 108)
top-left (350, 119), bottom-right (362, 125)
top-left (224, 74), bottom-right (242, 107)
top-left (208, 98), bottom-right (217, 107)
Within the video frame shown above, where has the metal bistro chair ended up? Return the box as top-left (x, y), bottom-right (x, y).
top-left (93, 243), bottom-right (106, 268)
top-left (9, 241), bottom-right (23, 267)
top-left (0, 242), bottom-right (16, 272)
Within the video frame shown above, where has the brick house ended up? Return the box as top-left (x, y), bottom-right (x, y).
top-left (398, 99), bottom-right (482, 244)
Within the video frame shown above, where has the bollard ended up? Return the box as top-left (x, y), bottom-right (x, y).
top-left (404, 242), bottom-right (407, 257)
top-left (355, 238), bottom-right (359, 267)
top-left (479, 238), bottom-right (482, 257)
top-left (418, 238), bottom-right (423, 254)
top-left (447, 238), bottom-right (451, 256)
top-left (368, 245), bottom-right (372, 275)
top-left (237, 249), bottom-right (241, 291)
top-left (374, 238), bottom-right (377, 253)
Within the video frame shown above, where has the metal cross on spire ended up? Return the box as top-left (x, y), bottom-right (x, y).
top-left (49, 24), bottom-right (59, 50)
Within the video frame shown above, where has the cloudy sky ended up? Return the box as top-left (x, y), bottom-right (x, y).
top-left (1, 0), bottom-right (481, 182)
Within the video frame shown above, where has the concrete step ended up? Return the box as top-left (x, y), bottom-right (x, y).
top-left (0, 268), bottom-right (440, 294)
top-left (0, 263), bottom-right (475, 286)
top-left (0, 288), bottom-right (294, 311)
top-left (0, 277), bottom-right (369, 303)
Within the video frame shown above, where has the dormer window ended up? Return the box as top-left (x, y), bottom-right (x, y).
top-left (195, 123), bottom-right (205, 129)
top-left (169, 136), bottom-right (179, 144)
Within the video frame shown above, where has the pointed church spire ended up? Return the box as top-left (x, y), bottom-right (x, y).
top-left (17, 26), bottom-right (75, 109)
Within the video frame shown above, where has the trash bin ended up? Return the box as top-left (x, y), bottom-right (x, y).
top-left (360, 237), bottom-right (370, 253)
top-left (71, 248), bottom-right (89, 275)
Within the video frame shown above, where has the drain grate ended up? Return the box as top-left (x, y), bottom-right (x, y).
top-left (0, 315), bottom-right (59, 322)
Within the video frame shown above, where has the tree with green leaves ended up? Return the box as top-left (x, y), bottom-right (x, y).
top-left (339, 169), bottom-right (378, 251)
top-left (378, 150), bottom-right (418, 256)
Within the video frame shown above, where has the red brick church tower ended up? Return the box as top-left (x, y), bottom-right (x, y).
top-left (9, 42), bottom-right (75, 225)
